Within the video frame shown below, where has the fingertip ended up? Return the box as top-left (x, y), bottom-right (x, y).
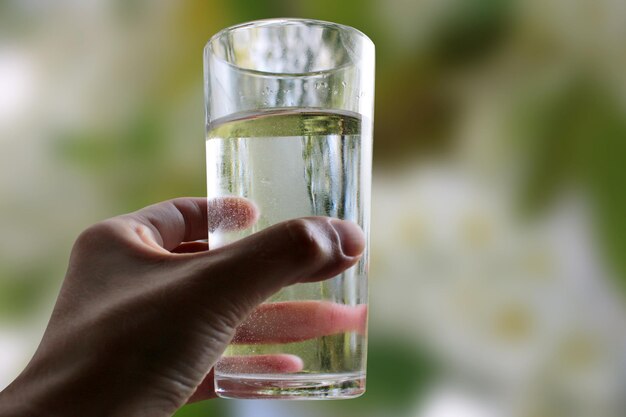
top-left (208, 196), bottom-right (259, 232)
top-left (272, 354), bottom-right (304, 373)
top-left (356, 304), bottom-right (368, 335)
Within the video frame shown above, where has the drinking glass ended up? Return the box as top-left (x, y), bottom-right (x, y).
top-left (204, 18), bottom-right (374, 399)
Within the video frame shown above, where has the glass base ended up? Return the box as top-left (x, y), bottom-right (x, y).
top-left (214, 372), bottom-right (365, 400)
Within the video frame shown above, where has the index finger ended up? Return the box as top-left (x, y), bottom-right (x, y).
top-left (232, 301), bottom-right (368, 344)
top-left (127, 197), bottom-right (258, 251)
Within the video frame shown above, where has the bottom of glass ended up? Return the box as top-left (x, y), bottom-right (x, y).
top-left (214, 372), bottom-right (366, 400)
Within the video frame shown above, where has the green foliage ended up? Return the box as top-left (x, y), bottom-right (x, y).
top-left (0, 264), bottom-right (56, 321)
top-left (113, 0), bottom-right (148, 20)
top-left (430, 0), bottom-right (514, 67)
top-left (362, 336), bottom-right (435, 409)
top-left (53, 110), bottom-right (205, 213)
top-left (321, 335), bottom-right (437, 415)
top-left (54, 111), bottom-right (165, 171)
top-left (230, 0), bottom-right (285, 22)
top-left (583, 98), bottom-right (626, 288)
top-left (516, 76), bottom-right (626, 290)
top-left (173, 398), bottom-right (228, 417)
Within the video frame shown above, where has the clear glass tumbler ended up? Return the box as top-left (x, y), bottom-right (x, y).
top-left (204, 18), bottom-right (374, 399)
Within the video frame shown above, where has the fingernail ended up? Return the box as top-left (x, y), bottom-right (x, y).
top-left (330, 219), bottom-right (365, 257)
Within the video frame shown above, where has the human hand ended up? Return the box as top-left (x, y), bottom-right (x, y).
top-left (0, 197), bottom-right (365, 417)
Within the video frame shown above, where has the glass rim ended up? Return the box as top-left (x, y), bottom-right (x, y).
top-left (204, 18), bottom-right (374, 78)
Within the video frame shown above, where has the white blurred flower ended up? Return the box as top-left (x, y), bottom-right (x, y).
top-left (415, 384), bottom-right (502, 417)
top-left (371, 165), bottom-right (626, 416)
top-left (0, 48), bottom-right (38, 127)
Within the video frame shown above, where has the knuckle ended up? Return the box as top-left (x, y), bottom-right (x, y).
top-left (285, 218), bottom-right (327, 263)
top-left (73, 219), bottom-right (124, 253)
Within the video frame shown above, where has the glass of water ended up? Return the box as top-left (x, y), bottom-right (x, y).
top-left (204, 18), bottom-right (374, 400)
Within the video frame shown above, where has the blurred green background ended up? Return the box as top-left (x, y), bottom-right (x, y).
top-left (1, 1), bottom-right (625, 416)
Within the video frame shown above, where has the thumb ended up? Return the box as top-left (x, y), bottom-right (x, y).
top-left (194, 217), bottom-right (365, 305)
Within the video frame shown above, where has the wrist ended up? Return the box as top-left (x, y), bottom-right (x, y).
top-left (0, 358), bottom-right (178, 417)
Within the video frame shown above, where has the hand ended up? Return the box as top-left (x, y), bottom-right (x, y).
top-left (0, 197), bottom-right (365, 417)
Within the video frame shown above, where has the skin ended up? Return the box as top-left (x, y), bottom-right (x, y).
top-left (0, 197), bottom-right (366, 417)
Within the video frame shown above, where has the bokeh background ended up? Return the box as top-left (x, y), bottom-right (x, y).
top-left (1, 1), bottom-right (626, 416)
